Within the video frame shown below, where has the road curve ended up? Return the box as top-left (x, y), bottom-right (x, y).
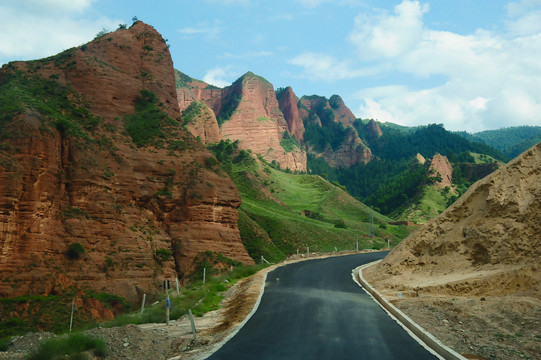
top-left (205, 252), bottom-right (438, 360)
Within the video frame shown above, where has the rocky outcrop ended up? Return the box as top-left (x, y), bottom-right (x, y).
top-left (300, 95), bottom-right (372, 167)
top-left (329, 95), bottom-right (356, 126)
top-left (176, 70), bottom-right (224, 115)
top-left (365, 142), bottom-right (541, 297)
top-left (366, 119), bottom-right (383, 139)
top-left (176, 72), bottom-right (306, 172)
top-left (181, 101), bottom-right (221, 144)
top-left (323, 128), bottom-right (373, 167)
top-left (219, 73), bottom-right (306, 172)
top-left (0, 22), bottom-right (252, 303)
top-left (414, 153), bottom-right (426, 165)
top-left (277, 87), bottom-right (304, 142)
top-left (428, 154), bottom-right (453, 189)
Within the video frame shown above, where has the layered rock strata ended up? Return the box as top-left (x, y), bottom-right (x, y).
top-left (0, 22), bottom-right (253, 302)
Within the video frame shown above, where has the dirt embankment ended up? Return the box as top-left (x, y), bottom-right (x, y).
top-left (364, 142), bottom-right (541, 360)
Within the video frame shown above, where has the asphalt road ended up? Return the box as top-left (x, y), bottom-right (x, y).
top-left (205, 252), bottom-right (438, 360)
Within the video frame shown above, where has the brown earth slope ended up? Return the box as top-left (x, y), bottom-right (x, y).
top-left (0, 22), bottom-right (252, 303)
top-left (364, 142), bottom-right (541, 359)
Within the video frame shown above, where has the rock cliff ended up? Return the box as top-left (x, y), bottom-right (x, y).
top-left (329, 95), bottom-right (356, 126)
top-left (0, 22), bottom-right (252, 303)
top-left (300, 95), bottom-right (372, 167)
top-left (277, 87), bottom-right (304, 142)
top-left (219, 72), bottom-right (306, 172)
top-left (366, 119), bottom-right (383, 139)
top-left (177, 72), bottom-right (307, 172)
top-left (428, 154), bottom-right (453, 189)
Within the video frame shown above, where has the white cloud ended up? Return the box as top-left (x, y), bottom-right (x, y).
top-left (178, 24), bottom-right (222, 39)
top-left (288, 52), bottom-right (382, 81)
top-left (346, 0), bottom-right (541, 132)
top-left (203, 67), bottom-right (233, 88)
top-left (0, 1), bottom-right (119, 64)
top-left (349, 0), bottom-right (428, 60)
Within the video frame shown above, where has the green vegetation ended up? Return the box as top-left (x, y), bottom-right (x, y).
top-left (27, 333), bottom-right (107, 360)
top-left (398, 186), bottom-right (454, 224)
top-left (0, 290), bottom-right (129, 341)
top-left (208, 140), bottom-right (408, 262)
top-left (280, 131), bottom-right (300, 153)
top-left (304, 121), bottom-right (507, 218)
top-left (66, 243), bottom-right (85, 260)
top-left (217, 90), bottom-right (241, 126)
top-left (456, 126), bottom-right (541, 160)
top-left (181, 101), bottom-right (204, 128)
top-left (154, 248), bottom-right (172, 264)
top-left (0, 70), bottom-right (100, 141)
top-left (124, 89), bottom-right (180, 147)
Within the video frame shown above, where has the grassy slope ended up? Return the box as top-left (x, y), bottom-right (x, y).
top-left (397, 185), bottom-right (455, 224)
top-left (229, 156), bottom-right (411, 262)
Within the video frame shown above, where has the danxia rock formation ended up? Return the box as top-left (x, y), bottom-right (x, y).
top-left (428, 153), bottom-right (453, 189)
top-left (300, 95), bottom-right (372, 167)
top-left (276, 87), bottom-right (304, 143)
top-left (176, 72), bottom-right (307, 172)
top-left (364, 142), bottom-right (541, 298)
top-left (0, 22), bottom-right (252, 303)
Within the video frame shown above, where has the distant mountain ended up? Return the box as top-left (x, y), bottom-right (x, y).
top-left (455, 126), bottom-right (541, 160)
top-left (175, 72), bottom-right (508, 222)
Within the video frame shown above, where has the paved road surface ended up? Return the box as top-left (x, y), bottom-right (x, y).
top-left (206, 252), bottom-right (438, 359)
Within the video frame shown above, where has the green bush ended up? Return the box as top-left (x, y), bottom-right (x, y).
top-left (26, 333), bottom-right (107, 360)
top-left (181, 101), bottom-right (204, 127)
top-left (154, 249), bottom-right (172, 264)
top-left (280, 131), bottom-right (300, 153)
top-left (124, 89), bottom-right (179, 147)
top-left (0, 337), bottom-right (9, 351)
top-left (66, 243), bottom-right (85, 260)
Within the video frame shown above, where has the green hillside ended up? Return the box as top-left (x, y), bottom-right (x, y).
top-left (456, 126), bottom-right (541, 160)
top-left (208, 140), bottom-right (410, 263)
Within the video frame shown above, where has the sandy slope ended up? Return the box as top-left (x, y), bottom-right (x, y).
top-left (364, 142), bottom-right (541, 359)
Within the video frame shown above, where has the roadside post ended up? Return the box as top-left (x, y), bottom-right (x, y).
top-left (69, 298), bottom-right (75, 332)
top-left (140, 293), bottom-right (146, 315)
top-left (164, 280), bottom-right (170, 325)
top-left (188, 309), bottom-right (197, 340)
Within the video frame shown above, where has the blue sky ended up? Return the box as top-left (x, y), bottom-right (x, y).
top-left (1, 0), bottom-right (540, 132)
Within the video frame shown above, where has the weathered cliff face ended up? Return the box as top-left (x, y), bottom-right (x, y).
top-left (219, 73), bottom-right (306, 172)
top-left (366, 119), bottom-right (383, 139)
top-left (0, 22), bottom-right (252, 303)
top-left (322, 128), bottom-right (373, 167)
top-left (181, 101), bottom-right (221, 144)
top-left (365, 142), bottom-right (541, 298)
top-left (428, 154), bottom-right (453, 189)
top-left (176, 72), bottom-right (307, 172)
top-left (300, 95), bottom-right (372, 167)
top-left (277, 87), bottom-right (304, 142)
top-left (329, 95), bottom-right (356, 126)
top-left (176, 70), bottom-right (223, 115)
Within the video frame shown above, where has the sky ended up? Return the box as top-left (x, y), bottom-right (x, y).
top-left (1, 0), bottom-right (540, 133)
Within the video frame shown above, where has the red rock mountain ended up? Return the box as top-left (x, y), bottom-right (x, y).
top-left (276, 87), bottom-right (304, 142)
top-left (299, 95), bottom-right (372, 167)
top-left (177, 72), bottom-right (307, 172)
top-left (366, 119), bottom-right (383, 139)
top-left (329, 95), bottom-right (357, 126)
top-left (0, 22), bottom-right (252, 302)
top-left (428, 154), bottom-right (453, 189)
